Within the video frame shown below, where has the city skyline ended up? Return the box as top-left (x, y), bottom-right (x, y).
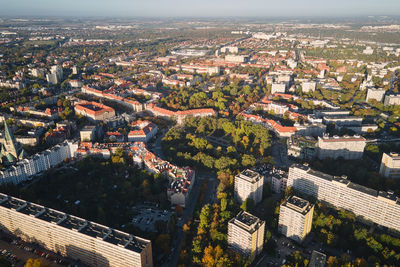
top-left (1, 0), bottom-right (400, 18)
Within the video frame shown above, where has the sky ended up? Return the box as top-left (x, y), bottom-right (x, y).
top-left (0, 0), bottom-right (399, 18)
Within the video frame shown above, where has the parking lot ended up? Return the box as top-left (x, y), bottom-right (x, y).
top-left (0, 231), bottom-right (78, 267)
top-left (132, 206), bottom-right (172, 232)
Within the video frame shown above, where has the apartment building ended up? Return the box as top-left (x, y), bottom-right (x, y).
top-left (317, 135), bottom-right (366, 160)
top-left (75, 101), bottom-right (116, 122)
top-left (301, 82), bottom-right (316, 93)
top-left (0, 141), bottom-right (78, 185)
top-left (287, 135), bottom-right (317, 160)
top-left (0, 194), bottom-right (152, 267)
top-left (268, 168), bottom-right (288, 194)
top-left (380, 152), bottom-right (400, 179)
top-left (228, 211), bottom-right (265, 261)
top-left (287, 164), bottom-right (400, 232)
top-left (278, 196), bottom-right (314, 243)
top-left (366, 88), bottom-right (386, 102)
top-left (128, 120), bottom-right (158, 143)
top-left (234, 169), bottom-right (264, 205)
top-left (384, 94), bottom-right (400, 106)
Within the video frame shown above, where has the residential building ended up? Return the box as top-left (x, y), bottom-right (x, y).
top-left (271, 83), bottom-right (287, 94)
top-left (146, 104), bottom-right (215, 124)
top-left (366, 88), bottom-right (386, 102)
top-left (75, 101), bottom-right (115, 122)
top-left (302, 82), bottom-right (316, 93)
top-left (225, 54), bottom-right (249, 63)
top-left (0, 141), bottom-right (78, 185)
top-left (384, 94), bottom-right (400, 106)
top-left (317, 135), bottom-right (366, 160)
top-left (80, 126), bottom-right (97, 142)
top-left (128, 121), bottom-right (158, 143)
top-left (287, 164), bottom-right (400, 232)
top-left (0, 194), bottom-right (152, 267)
top-left (228, 211), bottom-right (265, 261)
top-left (287, 135), bottom-right (317, 160)
top-left (380, 152), bottom-right (400, 179)
top-left (234, 169), bottom-right (263, 205)
top-left (268, 168), bottom-right (288, 194)
top-left (278, 195), bottom-right (314, 243)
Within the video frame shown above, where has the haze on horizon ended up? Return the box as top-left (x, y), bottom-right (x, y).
top-left (1, 0), bottom-right (400, 18)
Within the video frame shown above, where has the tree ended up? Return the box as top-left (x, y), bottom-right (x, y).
top-left (242, 154), bottom-right (256, 167)
top-left (240, 198), bottom-right (255, 212)
top-left (155, 234), bottom-right (171, 255)
top-left (25, 258), bottom-right (46, 267)
top-left (327, 256), bottom-right (339, 267)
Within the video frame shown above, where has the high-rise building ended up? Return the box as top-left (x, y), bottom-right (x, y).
top-left (234, 169), bottom-right (264, 204)
top-left (278, 195), bottom-right (314, 243)
top-left (380, 152), bottom-right (400, 179)
top-left (228, 211), bottom-right (265, 261)
top-left (0, 193), bottom-right (153, 267)
top-left (287, 164), bottom-right (400, 232)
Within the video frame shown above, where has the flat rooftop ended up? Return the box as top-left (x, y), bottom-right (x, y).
top-left (237, 169), bottom-right (261, 182)
top-left (292, 164), bottom-right (400, 204)
top-left (0, 193), bottom-right (150, 253)
top-left (229, 211), bottom-right (264, 234)
top-left (283, 195), bottom-right (313, 214)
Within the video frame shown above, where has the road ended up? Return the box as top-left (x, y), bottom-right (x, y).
top-left (271, 140), bottom-right (292, 169)
top-left (152, 128), bottom-right (218, 267)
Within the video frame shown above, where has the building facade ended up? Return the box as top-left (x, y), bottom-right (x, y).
top-left (278, 195), bottom-right (314, 243)
top-left (317, 135), bottom-right (366, 160)
top-left (228, 211), bottom-right (265, 261)
top-left (287, 164), bottom-right (400, 232)
top-left (234, 169), bottom-right (264, 205)
top-left (380, 152), bottom-right (400, 179)
top-left (0, 141), bottom-right (78, 185)
top-left (0, 194), bottom-right (152, 267)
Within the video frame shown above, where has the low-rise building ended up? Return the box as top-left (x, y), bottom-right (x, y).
top-left (128, 121), bottom-right (158, 143)
top-left (75, 101), bottom-right (115, 122)
top-left (278, 195), bottom-right (314, 243)
top-left (228, 211), bottom-right (265, 261)
top-left (380, 152), bottom-right (400, 179)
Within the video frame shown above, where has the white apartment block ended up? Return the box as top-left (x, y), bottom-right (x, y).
top-left (278, 196), bottom-right (314, 243)
top-left (302, 82), bottom-right (316, 93)
top-left (225, 54), bottom-right (249, 63)
top-left (228, 211), bottom-right (265, 261)
top-left (0, 194), bottom-right (152, 267)
top-left (271, 83), bottom-right (287, 94)
top-left (384, 94), bottom-right (400, 106)
top-left (317, 135), bottom-right (366, 160)
top-left (380, 152), bottom-right (400, 179)
top-left (234, 169), bottom-right (264, 205)
top-left (0, 141), bottom-right (78, 185)
top-left (287, 164), bottom-right (400, 232)
top-left (269, 168), bottom-right (288, 194)
top-left (366, 88), bottom-right (386, 102)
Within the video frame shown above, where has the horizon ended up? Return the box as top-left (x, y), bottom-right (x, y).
top-left (1, 0), bottom-right (400, 18)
